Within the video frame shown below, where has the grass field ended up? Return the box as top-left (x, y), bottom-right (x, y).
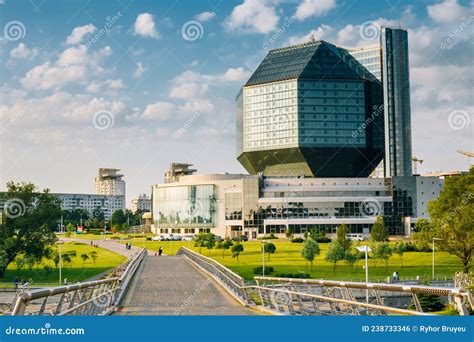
top-left (2, 242), bottom-right (126, 286)
top-left (117, 237), bottom-right (462, 282)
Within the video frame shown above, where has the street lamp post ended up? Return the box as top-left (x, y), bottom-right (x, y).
top-left (261, 240), bottom-right (267, 277)
top-left (356, 245), bottom-right (372, 303)
top-left (432, 237), bottom-right (442, 279)
top-left (58, 241), bottom-right (64, 285)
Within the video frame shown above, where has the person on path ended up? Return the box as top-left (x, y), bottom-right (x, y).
top-left (158, 246), bottom-right (163, 256)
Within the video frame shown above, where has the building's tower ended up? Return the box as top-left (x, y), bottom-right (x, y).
top-left (95, 168), bottom-right (126, 196)
top-left (380, 28), bottom-right (413, 177)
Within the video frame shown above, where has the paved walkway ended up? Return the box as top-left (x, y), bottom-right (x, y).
top-left (59, 237), bottom-right (141, 258)
top-left (117, 255), bottom-right (256, 315)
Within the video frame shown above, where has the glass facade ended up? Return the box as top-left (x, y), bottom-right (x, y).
top-left (381, 28), bottom-right (412, 177)
top-left (154, 185), bottom-right (216, 227)
top-left (243, 79), bottom-right (298, 151)
top-left (237, 41), bottom-right (384, 178)
top-left (298, 80), bottom-right (366, 147)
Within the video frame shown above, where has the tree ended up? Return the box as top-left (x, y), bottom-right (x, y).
top-left (344, 250), bottom-right (357, 271)
top-left (231, 243), bottom-right (244, 261)
top-left (301, 238), bottom-right (320, 271)
top-left (0, 181), bottom-right (61, 277)
top-left (25, 255), bottom-right (35, 272)
top-left (80, 253), bottom-right (89, 268)
top-left (194, 233), bottom-right (207, 254)
top-left (325, 242), bottom-right (345, 275)
top-left (335, 224), bottom-right (352, 252)
top-left (89, 251), bottom-right (98, 265)
top-left (264, 242), bottom-right (276, 261)
top-left (393, 242), bottom-right (407, 267)
top-left (373, 242), bottom-right (393, 271)
top-left (204, 233), bottom-right (216, 255)
top-left (51, 250), bottom-right (60, 269)
top-left (371, 216), bottom-right (389, 242)
top-left (215, 239), bottom-right (232, 258)
top-left (417, 168), bottom-right (474, 273)
top-left (65, 223), bottom-right (75, 237)
top-left (13, 256), bottom-right (26, 277)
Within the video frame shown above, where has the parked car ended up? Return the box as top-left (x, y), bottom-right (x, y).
top-left (151, 235), bottom-right (161, 241)
top-left (213, 234), bottom-right (224, 241)
top-left (182, 235), bottom-right (195, 241)
top-left (171, 234), bottom-right (183, 241)
top-left (232, 235), bottom-right (248, 242)
top-left (347, 233), bottom-right (365, 241)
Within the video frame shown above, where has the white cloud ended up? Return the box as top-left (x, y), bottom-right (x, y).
top-left (135, 62), bottom-right (146, 78)
top-left (427, 0), bottom-right (467, 23)
top-left (294, 0), bottom-right (336, 21)
top-left (222, 67), bottom-right (251, 81)
top-left (141, 101), bottom-right (175, 120)
top-left (66, 24), bottom-right (96, 45)
top-left (287, 25), bottom-right (333, 45)
top-left (21, 45), bottom-right (112, 90)
top-left (87, 79), bottom-right (124, 94)
top-left (195, 11), bottom-right (216, 22)
top-left (224, 0), bottom-right (279, 34)
top-left (10, 43), bottom-right (38, 59)
top-left (133, 13), bottom-right (159, 39)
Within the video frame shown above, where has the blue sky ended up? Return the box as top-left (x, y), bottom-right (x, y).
top-left (0, 0), bottom-right (472, 204)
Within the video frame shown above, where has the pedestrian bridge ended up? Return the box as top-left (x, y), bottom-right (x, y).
top-left (10, 246), bottom-right (474, 316)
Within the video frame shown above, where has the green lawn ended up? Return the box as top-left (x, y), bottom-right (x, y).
top-left (2, 242), bottom-right (126, 286)
top-left (123, 238), bottom-right (462, 282)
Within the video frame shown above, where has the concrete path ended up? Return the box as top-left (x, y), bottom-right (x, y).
top-left (59, 237), bottom-right (141, 258)
top-left (117, 255), bottom-right (256, 315)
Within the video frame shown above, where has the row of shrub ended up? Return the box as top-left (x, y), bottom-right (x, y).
top-left (252, 266), bottom-right (310, 278)
top-left (291, 236), bottom-right (331, 243)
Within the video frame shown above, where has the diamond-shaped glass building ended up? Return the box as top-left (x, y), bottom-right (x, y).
top-left (236, 40), bottom-right (384, 177)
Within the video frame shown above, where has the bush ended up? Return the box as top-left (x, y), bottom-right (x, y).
top-left (408, 294), bottom-right (445, 312)
top-left (315, 236), bottom-right (331, 243)
top-left (291, 237), bottom-right (304, 243)
top-left (275, 272), bottom-right (310, 279)
top-left (253, 266), bottom-right (274, 275)
top-left (415, 241), bottom-right (432, 252)
top-left (146, 237), bottom-right (152, 241)
top-left (257, 234), bottom-right (279, 240)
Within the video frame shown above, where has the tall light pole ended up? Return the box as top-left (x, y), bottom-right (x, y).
top-left (58, 241), bottom-right (64, 285)
top-left (432, 237), bottom-right (442, 279)
top-left (356, 245), bottom-right (372, 303)
top-left (261, 240), bottom-right (267, 277)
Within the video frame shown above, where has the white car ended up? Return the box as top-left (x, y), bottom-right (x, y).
top-left (151, 235), bottom-right (161, 241)
top-left (182, 235), bottom-right (195, 241)
top-left (347, 233), bottom-right (365, 241)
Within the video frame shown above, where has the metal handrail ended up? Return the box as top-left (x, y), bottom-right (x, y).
top-left (255, 276), bottom-right (469, 297)
top-left (11, 248), bottom-right (147, 316)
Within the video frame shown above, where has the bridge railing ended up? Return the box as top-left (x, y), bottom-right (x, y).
top-left (176, 247), bottom-right (253, 304)
top-left (254, 276), bottom-right (473, 316)
top-left (11, 249), bottom-right (147, 316)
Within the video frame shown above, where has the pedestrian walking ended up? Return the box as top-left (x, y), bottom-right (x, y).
top-left (13, 276), bottom-right (18, 290)
top-left (158, 246), bottom-right (163, 256)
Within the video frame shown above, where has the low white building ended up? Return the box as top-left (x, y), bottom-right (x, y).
top-left (131, 193), bottom-right (151, 214)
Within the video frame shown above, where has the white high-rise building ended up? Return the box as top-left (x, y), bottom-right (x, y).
top-left (95, 168), bottom-right (126, 196)
top-left (131, 193), bottom-right (151, 214)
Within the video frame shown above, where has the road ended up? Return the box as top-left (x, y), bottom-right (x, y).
top-left (116, 255), bottom-right (256, 315)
